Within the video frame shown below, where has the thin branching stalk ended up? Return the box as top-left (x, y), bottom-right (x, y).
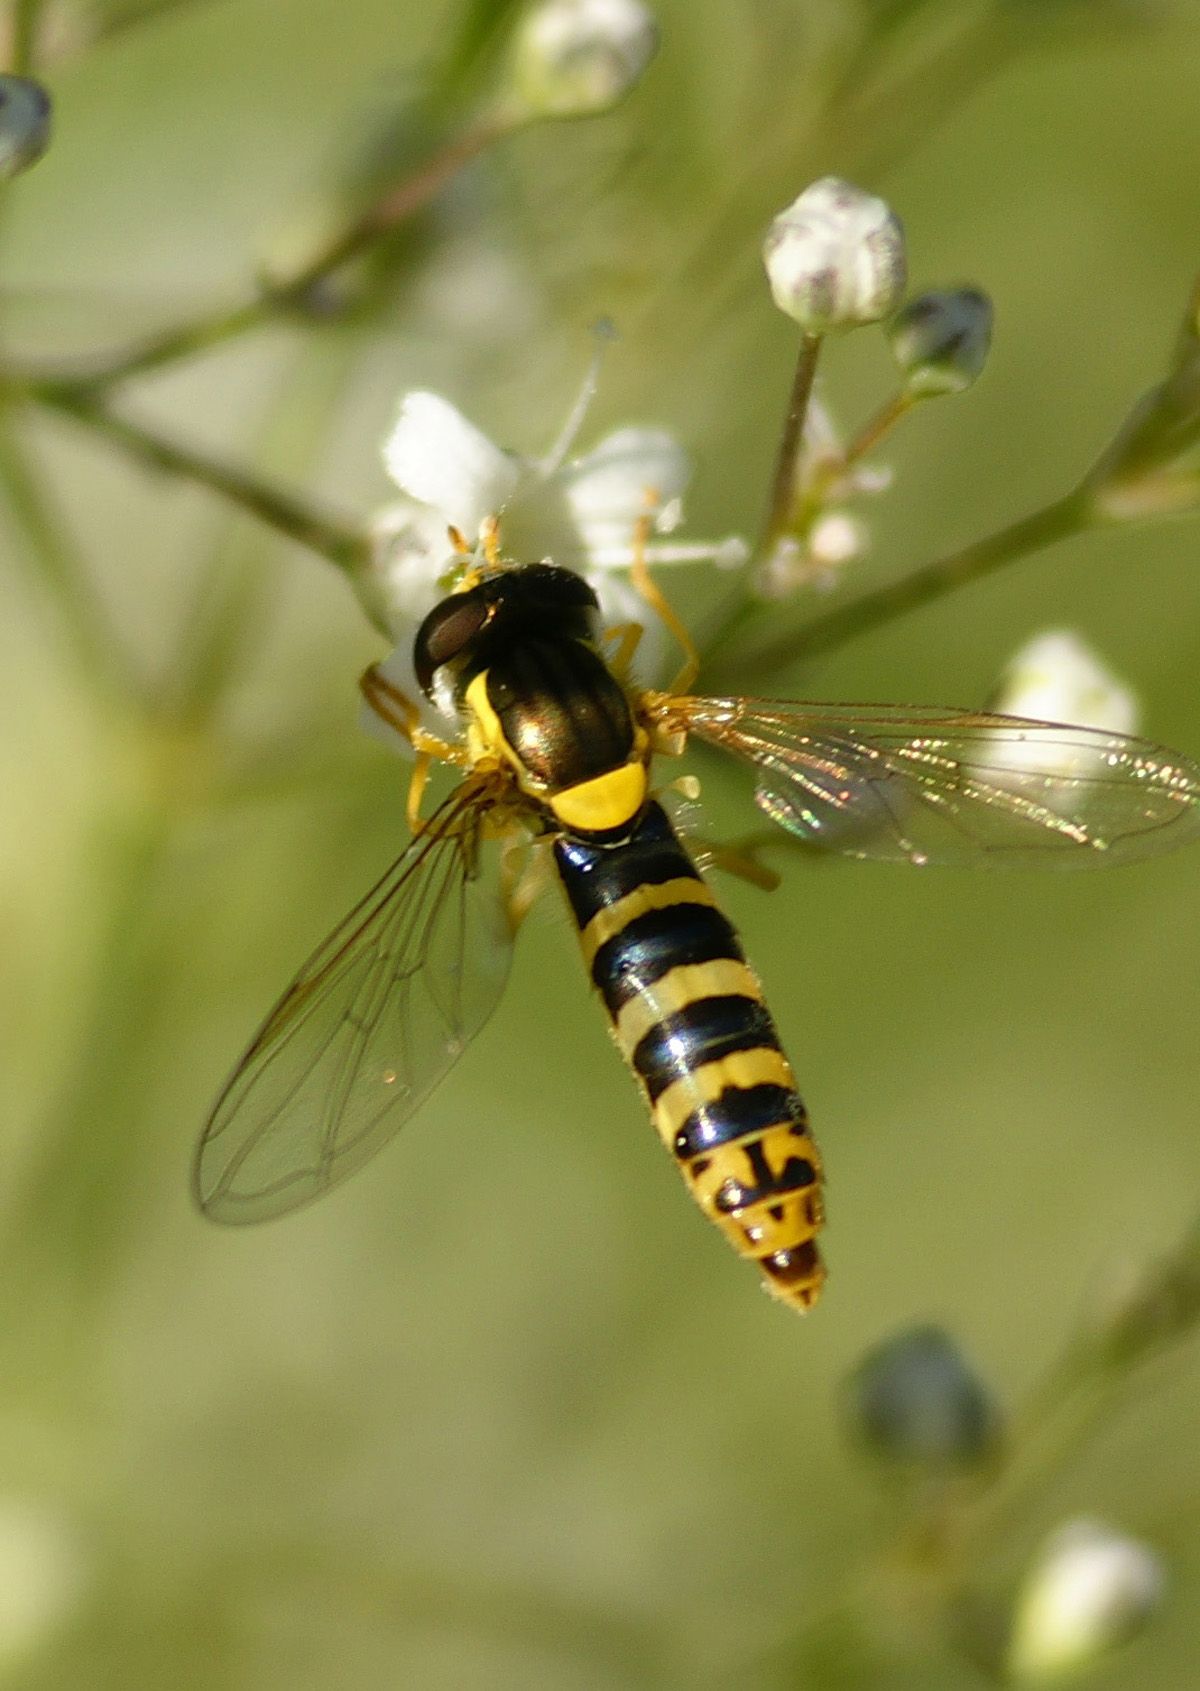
top-left (35, 383), bottom-right (370, 574)
top-left (0, 403), bottom-right (132, 699)
top-left (7, 0), bottom-right (44, 73)
top-left (717, 489), bottom-right (1091, 683)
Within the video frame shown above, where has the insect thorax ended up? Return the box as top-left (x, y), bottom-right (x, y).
top-left (415, 564), bottom-right (650, 838)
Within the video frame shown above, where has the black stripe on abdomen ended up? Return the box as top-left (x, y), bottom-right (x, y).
top-left (591, 903), bottom-right (744, 1013)
top-left (631, 994), bottom-right (778, 1102)
top-left (555, 799), bottom-right (703, 929)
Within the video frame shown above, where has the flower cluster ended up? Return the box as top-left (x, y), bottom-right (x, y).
top-left (358, 378), bottom-right (746, 750)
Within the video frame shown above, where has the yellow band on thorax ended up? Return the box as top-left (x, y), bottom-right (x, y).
top-left (549, 761), bottom-right (648, 836)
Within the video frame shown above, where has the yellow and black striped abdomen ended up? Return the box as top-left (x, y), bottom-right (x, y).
top-left (553, 801), bottom-right (826, 1313)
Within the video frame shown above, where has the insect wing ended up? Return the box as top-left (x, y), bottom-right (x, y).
top-left (195, 785), bottom-right (513, 1223)
top-left (669, 697), bottom-right (1200, 866)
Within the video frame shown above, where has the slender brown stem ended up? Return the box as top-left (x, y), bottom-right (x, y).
top-left (760, 331), bottom-right (823, 552)
top-left (8, 113), bottom-right (509, 391)
top-left (286, 113), bottom-right (506, 288)
top-left (840, 388), bottom-right (915, 472)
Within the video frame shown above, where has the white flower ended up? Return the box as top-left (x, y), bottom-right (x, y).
top-left (1007, 1519), bottom-right (1164, 1681)
top-left (359, 383), bottom-right (747, 755)
top-left (989, 631), bottom-right (1139, 780)
top-left (756, 511), bottom-right (869, 600)
top-left (993, 632), bottom-right (1138, 735)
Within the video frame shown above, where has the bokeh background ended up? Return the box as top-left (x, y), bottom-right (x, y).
top-left (3, 1), bottom-right (1200, 1685)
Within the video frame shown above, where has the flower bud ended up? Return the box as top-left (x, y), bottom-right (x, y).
top-left (0, 76), bottom-right (51, 180)
top-left (763, 178), bottom-right (906, 333)
top-left (988, 631), bottom-right (1138, 782)
top-left (888, 288), bottom-right (992, 398)
top-left (993, 631), bottom-right (1138, 737)
top-left (509, 0), bottom-right (659, 120)
top-left (843, 1325), bottom-right (1001, 1470)
top-left (1007, 1520), bottom-right (1164, 1682)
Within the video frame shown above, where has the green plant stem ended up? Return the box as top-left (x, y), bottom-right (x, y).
top-left (35, 384), bottom-right (370, 573)
top-left (90, 0), bottom-right (225, 43)
top-left (164, 333), bottom-right (367, 729)
top-left (0, 403), bottom-right (131, 698)
top-left (712, 489), bottom-right (1090, 685)
top-left (840, 388), bottom-right (916, 473)
top-left (14, 113), bottom-right (509, 391)
top-left (759, 330), bottom-right (823, 555)
top-left (8, 0), bottom-right (44, 72)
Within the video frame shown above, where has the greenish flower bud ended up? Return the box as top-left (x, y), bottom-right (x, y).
top-left (843, 1325), bottom-right (1000, 1469)
top-left (0, 77), bottom-right (51, 180)
top-left (763, 178), bottom-right (906, 334)
top-left (1007, 1520), bottom-right (1164, 1682)
top-left (510, 0), bottom-right (659, 120)
top-left (888, 288), bottom-right (993, 397)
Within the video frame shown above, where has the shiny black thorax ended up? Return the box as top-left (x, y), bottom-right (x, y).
top-left (414, 564), bottom-right (637, 792)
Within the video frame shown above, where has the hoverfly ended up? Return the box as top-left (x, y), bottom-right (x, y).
top-left (195, 540), bottom-right (1200, 1313)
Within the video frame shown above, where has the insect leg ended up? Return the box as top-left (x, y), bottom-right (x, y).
top-left (692, 833), bottom-right (782, 892)
top-left (630, 511), bottom-right (701, 694)
top-left (603, 620), bottom-right (645, 682)
top-left (359, 664), bottom-right (466, 766)
top-left (499, 832), bottom-right (552, 931)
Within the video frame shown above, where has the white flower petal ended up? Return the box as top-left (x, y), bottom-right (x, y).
top-left (562, 426), bottom-right (691, 547)
top-left (989, 631), bottom-right (1139, 782)
top-left (361, 499), bottom-right (459, 642)
top-left (993, 631), bottom-right (1138, 736)
top-left (382, 391), bottom-right (522, 536)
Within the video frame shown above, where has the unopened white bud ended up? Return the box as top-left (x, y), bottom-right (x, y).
top-left (763, 178), bottom-right (906, 333)
top-left (1007, 1520), bottom-right (1164, 1682)
top-left (808, 510), bottom-right (866, 569)
top-left (888, 288), bottom-right (993, 398)
top-left (510, 0), bottom-right (659, 120)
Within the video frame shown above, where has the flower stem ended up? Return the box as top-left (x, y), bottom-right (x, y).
top-left (7, 0), bottom-right (44, 73)
top-left (719, 489), bottom-right (1090, 683)
top-left (11, 113), bottom-right (508, 391)
top-left (760, 330), bottom-right (823, 554)
top-left (840, 388), bottom-right (916, 473)
top-left (35, 383), bottom-right (370, 573)
top-left (0, 403), bottom-right (131, 699)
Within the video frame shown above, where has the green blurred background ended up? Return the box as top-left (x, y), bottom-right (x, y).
top-left (3, 0), bottom-right (1200, 1685)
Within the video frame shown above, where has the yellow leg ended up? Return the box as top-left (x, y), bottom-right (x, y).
top-left (604, 619), bottom-right (644, 683)
top-left (359, 664), bottom-right (466, 765)
top-left (629, 512), bottom-right (701, 695)
top-left (406, 752), bottom-right (433, 835)
top-left (697, 834), bottom-right (782, 893)
top-left (360, 664), bottom-right (468, 835)
top-left (500, 834), bottom-right (552, 931)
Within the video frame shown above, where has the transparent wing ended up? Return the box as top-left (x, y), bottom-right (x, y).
top-left (195, 782), bottom-right (514, 1224)
top-left (662, 697), bottom-right (1200, 867)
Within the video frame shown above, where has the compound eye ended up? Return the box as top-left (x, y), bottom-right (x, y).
top-left (413, 593), bottom-right (491, 695)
